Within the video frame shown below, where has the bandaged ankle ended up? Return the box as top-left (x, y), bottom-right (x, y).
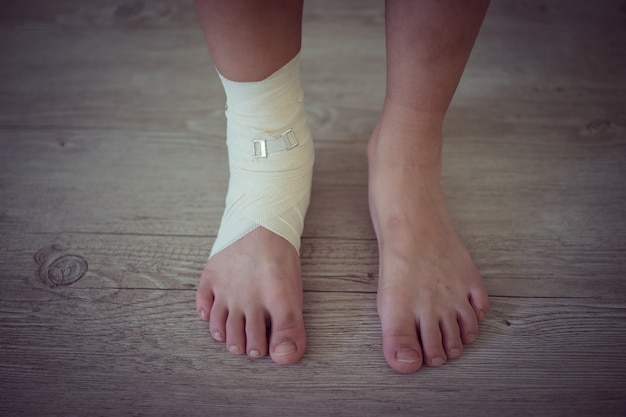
top-left (210, 53), bottom-right (314, 258)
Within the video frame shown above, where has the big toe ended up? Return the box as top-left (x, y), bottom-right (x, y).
top-left (381, 310), bottom-right (423, 373)
top-left (268, 308), bottom-right (306, 365)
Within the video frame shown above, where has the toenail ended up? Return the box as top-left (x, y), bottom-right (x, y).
top-left (198, 309), bottom-right (206, 320)
top-left (431, 357), bottom-right (444, 366)
top-left (478, 310), bottom-right (486, 321)
top-left (449, 348), bottom-right (461, 357)
top-left (467, 333), bottom-right (477, 342)
top-left (249, 349), bottom-right (261, 358)
top-left (395, 348), bottom-right (420, 363)
top-left (228, 345), bottom-right (241, 354)
top-left (273, 341), bottom-right (297, 356)
top-left (213, 331), bottom-right (224, 341)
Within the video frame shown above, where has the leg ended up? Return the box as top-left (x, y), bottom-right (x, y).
top-left (194, 0), bottom-right (310, 365)
top-left (195, 0), bottom-right (303, 82)
top-left (369, 0), bottom-right (490, 373)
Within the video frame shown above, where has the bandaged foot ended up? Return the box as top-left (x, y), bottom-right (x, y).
top-left (210, 53), bottom-right (314, 257)
top-left (197, 54), bottom-right (313, 364)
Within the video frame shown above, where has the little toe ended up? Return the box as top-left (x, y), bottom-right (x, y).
top-left (195, 280), bottom-right (214, 321)
top-left (225, 311), bottom-right (246, 355)
top-left (469, 287), bottom-right (489, 322)
top-left (245, 310), bottom-right (269, 358)
top-left (268, 308), bottom-right (306, 365)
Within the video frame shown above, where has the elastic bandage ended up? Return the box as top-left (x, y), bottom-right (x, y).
top-left (210, 53), bottom-right (314, 258)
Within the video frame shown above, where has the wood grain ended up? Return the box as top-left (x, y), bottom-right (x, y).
top-left (1, 0), bottom-right (625, 416)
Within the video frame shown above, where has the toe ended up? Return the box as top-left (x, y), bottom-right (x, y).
top-left (208, 301), bottom-right (227, 342)
top-left (457, 303), bottom-right (479, 345)
top-left (195, 279), bottom-right (214, 321)
top-left (380, 309), bottom-right (423, 373)
top-left (440, 313), bottom-right (463, 359)
top-left (268, 307), bottom-right (306, 365)
top-left (245, 309), bottom-right (269, 358)
top-left (226, 311), bottom-right (246, 355)
top-left (419, 316), bottom-right (447, 367)
top-left (469, 282), bottom-right (489, 322)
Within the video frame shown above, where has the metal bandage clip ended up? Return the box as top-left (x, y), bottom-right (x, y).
top-left (252, 129), bottom-right (299, 158)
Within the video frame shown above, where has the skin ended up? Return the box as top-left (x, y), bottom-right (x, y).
top-left (194, 0), bottom-right (307, 365)
top-left (194, 0), bottom-right (490, 373)
top-left (370, 0), bottom-right (491, 374)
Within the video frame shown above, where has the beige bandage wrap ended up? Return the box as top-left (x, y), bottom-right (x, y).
top-left (210, 54), bottom-right (314, 258)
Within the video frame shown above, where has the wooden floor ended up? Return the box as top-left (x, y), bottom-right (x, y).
top-left (1, 1), bottom-right (626, 416)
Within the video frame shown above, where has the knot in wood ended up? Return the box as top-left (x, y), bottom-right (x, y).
top-left (585, 119), bottom-right (612, 135)
top-left (115, 0), bottom-right (144, 19)
top-left (35, 245), bottom-right (88, 288)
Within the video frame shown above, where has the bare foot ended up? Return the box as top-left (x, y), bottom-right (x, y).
top-left (196, 227), bottom-right (306, 364)
top-left (368, 104), bottom-right (489, 374)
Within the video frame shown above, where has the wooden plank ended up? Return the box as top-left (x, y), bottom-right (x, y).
top-left (1, 290), bottom-right (625, 416)
top-left (1, 0), bottom-right (626, 416)
top-left (1, 232), bottom-right (625, 301)
top-left (1, 125), bottom-right (624, 241)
